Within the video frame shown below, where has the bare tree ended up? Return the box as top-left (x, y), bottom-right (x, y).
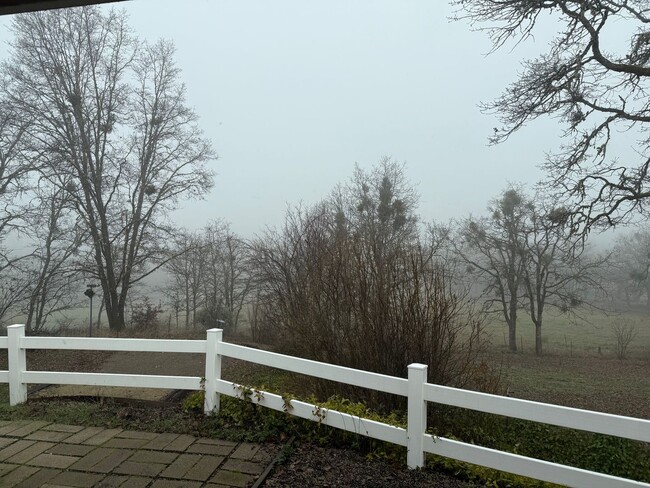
top-left (455, 188), bottom-right (529, 352)
top-left (2, 7), bottom-right (214, 330)
top-left (0, 98), bottom-right (38, 325)
top-left (0, 97), bottom-right (80, 330)
top-left (609, 228), bottom-right (650, 308)
top-left (0, 99), bottom-right (35, 280)
top-left (455, 0), bottom-right (650, 231)
top-left (612, 320), bottom-right (638, 360)
top-left (165, 231), bottom-right (204, 328)
top-left (247, 290), bottom-right (275, 344)
top-left (0, 101), bottom-right (32, 245)
top-left (519, 201), bottom-right (607, 355)
top-left (202, 221), bottom-right (252, 331)
top-left (164, 222), bottom-right (252, 333)
top-left (0, 269), bottom-right (31, 327)
top-left (455, 186), bottom-right (607, 355)
top-left (22, 183), bottom-right (82, 334)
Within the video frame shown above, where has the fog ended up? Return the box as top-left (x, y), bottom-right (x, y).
top-left (0, 0), bottom-right (570, 237)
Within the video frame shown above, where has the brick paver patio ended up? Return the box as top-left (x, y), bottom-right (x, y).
top-left (0, 420), bottom-right (276, 487)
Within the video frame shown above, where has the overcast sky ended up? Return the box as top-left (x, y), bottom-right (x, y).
top-left (0, 0), bottom-right (565, 237)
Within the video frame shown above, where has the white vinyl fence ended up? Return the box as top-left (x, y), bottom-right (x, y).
top-left (2, 324), bottom-right (649, 488)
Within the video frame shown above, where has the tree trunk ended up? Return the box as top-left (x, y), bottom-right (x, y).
top-left (96, 300), bottom-right (104, 330)
top-left (185, 278), bottom-right (190, 328)
top-left (105, 307), bottom-right (125, 332)
top-left (104, 290), bottom-right (126, 332)
top-left (508, 322), bottom-right (517, 351)
top-left (192, 293), bottom-right (197, 328)
top-left (508, 303), bottom-right (517, 351)
top-left (25, 293), bottom-right (37, 335)
top-left (535, 322), bottom-right (543, 356)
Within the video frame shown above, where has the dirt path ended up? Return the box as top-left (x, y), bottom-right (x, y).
top-left (34, 351), bottom-right (206, 402)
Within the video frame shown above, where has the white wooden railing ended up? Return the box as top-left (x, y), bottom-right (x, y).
top-left (2, 324), bottom-right (649, 488)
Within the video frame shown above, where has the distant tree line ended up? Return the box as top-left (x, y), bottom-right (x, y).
top-left (162, 155), bottom-right (648, 398)
top-left (162, 221), bottom-right (251, 333)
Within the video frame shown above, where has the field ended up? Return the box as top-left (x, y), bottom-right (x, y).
top-left (477, 308), bottom-right (650, 422)
top-left (484, 307), bottom-right (650, 358)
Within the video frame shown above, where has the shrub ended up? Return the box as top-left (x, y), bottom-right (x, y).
top-left (249, 160), bottom-right (490, 411)
top-left (612, 320), bottom-right (638, 359)
top-left (182, 391), bottom-right (204, 413)
top-left (130, 299), bottom-right (163, 331)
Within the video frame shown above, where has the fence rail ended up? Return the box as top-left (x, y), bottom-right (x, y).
top-left (218, 340), bottom-right (409, 396)
top-left (1, 324), bottom-right (649, 488)
top-left (424, 383), bottom-right (648, 442)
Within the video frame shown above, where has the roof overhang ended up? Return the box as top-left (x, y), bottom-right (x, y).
top-left (0, 0), bottom-right (126, 16)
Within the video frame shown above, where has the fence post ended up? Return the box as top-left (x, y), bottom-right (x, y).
top-left (204, 328), bottom-right (223, 415)
top-left (7, 324), bottom-right (26, 406)
top-left (407, 363), bottom-right (428, 469)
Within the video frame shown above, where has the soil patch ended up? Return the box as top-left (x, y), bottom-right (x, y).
top-left (263, 443), bottom-right (478, 487)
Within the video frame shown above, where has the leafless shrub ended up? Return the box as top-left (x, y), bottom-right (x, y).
top-left (250, 203), bottom-right (488, 410)
top-left (130, 299), bottom-right (163, 332)
top-left (164, 222), bottom-right (252, 333)
top-left (612, 321), bottom-right (638, 360)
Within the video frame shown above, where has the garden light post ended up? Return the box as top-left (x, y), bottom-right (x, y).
top-left (84, 284), bottom-right (97, 337)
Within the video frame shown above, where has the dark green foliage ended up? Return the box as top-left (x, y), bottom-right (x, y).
top-left (429, 406), bottom-right (650, 486)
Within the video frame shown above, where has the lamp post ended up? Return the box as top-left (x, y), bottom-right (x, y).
top-left (84, 284), bottom-right (98, 337)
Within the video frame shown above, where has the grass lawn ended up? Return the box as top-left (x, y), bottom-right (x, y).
top-left (485, 307), bottom-right (650, 358)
